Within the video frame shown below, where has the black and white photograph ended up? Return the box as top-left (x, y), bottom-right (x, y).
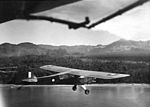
top-left (0, 0), bottom-right (150, 107)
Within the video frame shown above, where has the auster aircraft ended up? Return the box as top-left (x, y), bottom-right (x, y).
top-left (20, 65), bottom-right (130, 95)
top-left (0, 0), bottom-right (149, 95)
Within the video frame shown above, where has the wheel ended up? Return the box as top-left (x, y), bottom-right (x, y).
top-left (51, 77), bottom-right (59, 84)
top-left (51, 78), bottom-right (55, 82)
top-left (85, 89), bottom-right (90, 95)
top-left (72, 85), bottom-right (77, 91)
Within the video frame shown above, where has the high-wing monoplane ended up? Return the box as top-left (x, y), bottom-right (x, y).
top-left (0, 0), bottom-right (149, 94)
top-left (21, 65), bottom-right (130, 95)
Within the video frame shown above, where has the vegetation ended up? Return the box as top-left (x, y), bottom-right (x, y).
top-left (0, 55), bottom-right (150, 84)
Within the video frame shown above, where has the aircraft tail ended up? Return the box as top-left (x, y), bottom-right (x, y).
top-left (22, 72), bottom-right (38, 83)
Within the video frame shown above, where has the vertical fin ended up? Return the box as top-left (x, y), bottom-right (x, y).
top-left (28, 71), bottom-right (32, 78)
top-left (22, 71), bottom-right (38, 82)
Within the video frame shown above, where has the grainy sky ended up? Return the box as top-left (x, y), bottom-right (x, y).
top-left (94, 0), bottom-right (150, 41)
top-left (0, 0), bottom-right (149, 45)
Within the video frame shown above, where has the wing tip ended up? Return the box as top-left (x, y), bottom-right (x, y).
top-left (119, 74), bottom-right (130, 78)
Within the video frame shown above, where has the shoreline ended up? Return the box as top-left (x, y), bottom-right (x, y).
top-left (0, 83), bottom-right (150, 87)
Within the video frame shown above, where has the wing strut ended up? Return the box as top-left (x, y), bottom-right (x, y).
top-left (37, 70), bottom-right (71, 79)
top-left (18, 15), bottom-right (90, 29)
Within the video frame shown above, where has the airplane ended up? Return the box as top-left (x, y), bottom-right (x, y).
top-left (0, 0), bottom-right (149, 29)
top-left (0, 0), bottom-right (148, 94)
top-left (20, 65), bottom-right (130, 95)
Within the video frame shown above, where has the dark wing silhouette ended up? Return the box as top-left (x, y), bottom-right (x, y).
top-left (0, 0), bottom-right (81, 23)
top-left (19, 15), bottom-right (90, 29)
top-left (0, 0), bottom-right (149, 29)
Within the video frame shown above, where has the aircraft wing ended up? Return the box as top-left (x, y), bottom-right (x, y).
top-left (40, 65), bottom-right (130, 79)
top-left (0, 0), bottom-right (81, 23)
top-left (88, 0), bottom-right (150, 29)
top-left (37, 70), bottom-right (71, 79)
top-left (1, 0), bottom-right (149, 29)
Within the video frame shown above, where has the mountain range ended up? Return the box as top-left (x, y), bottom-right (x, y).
top-left (1, 39), bottom-right (150, 57)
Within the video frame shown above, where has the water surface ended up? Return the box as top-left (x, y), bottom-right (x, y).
top-left (0, 84), bottom-right (150, 107)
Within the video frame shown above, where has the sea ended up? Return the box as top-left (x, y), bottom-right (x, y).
top-left (0, 84), bottom-right (150, 107)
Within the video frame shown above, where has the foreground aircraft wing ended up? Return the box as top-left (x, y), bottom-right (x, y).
top-left (19, 15), bottom-right (90, 29)
top-left (88, 0), bottom-right (150, 29)
top-left (40, 65), bottom-right (130, 79)
top-left (0, 0), bottom-right (81, 24)
top-left (1, 0), bottom-right (149, 29)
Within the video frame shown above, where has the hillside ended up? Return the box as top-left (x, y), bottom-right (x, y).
top-left (88, 39), bottom-right (150, 55)
top-left (1, 39), bottom-right (150, 57)
top-left (0, 42), bottom-right (67, 57)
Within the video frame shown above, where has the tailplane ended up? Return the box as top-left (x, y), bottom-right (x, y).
top-left (22, 72), bottom-right (38, 83)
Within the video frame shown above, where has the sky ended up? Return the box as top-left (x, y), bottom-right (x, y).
top-left (94, 0), bottom-right (150, 41)
top-left (0, 0), bottom-right (150, 46)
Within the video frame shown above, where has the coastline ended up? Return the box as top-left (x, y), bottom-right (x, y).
top-left (0, 83), bottom-right (150, 88)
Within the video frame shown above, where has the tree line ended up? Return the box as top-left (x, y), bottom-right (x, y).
top-left (0, 55), bottom-right (149, 84)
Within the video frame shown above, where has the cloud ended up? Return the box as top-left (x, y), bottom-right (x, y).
top-left (0, 19), bottom-right (120, 45)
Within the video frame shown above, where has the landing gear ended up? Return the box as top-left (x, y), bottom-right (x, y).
top-left (72, 85), bottom-right (90, 95)
top-left (51, 78), bottom-right (56, 82)
top-left (51, 77), bottom-right (59, 84)
top-left (85, 89), bottom-right (90, 95)
top-left (72, 85), bottom-right (77, 91)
